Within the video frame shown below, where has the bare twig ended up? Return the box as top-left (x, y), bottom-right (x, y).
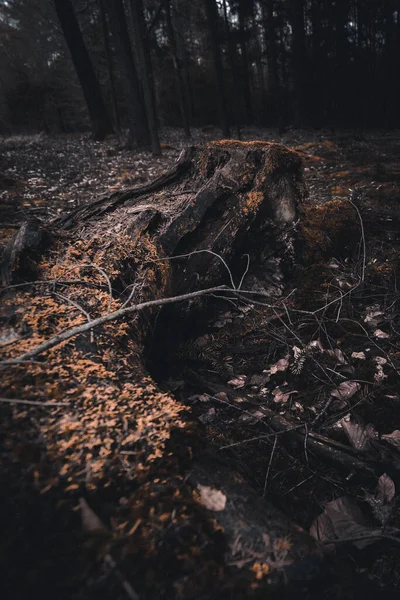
top-left (52, 291), bottom-right (94, 343)
top-left (348, 191), bottom-right (366, 282)
top-left (263, 435), bottom-right (277, 498)
top-left (237, 254), bottom-right (250, 290)
top-left (322, 532), bottom-right (400, 547)
top-left (152, 250), bottom-right (236, 289)
top-left (0, 397), bottom-right (69, 407)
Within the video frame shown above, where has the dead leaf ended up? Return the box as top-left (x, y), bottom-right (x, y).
top-left (272, 387), bottom-right (298, 404)
top-left (197, 484), bottom-right (226, 511)
top-left (199, 408), bottom-right (217, 424)
top-left (228, 375), bottom-right (247, 389)
top-left (80, 498), bottom-right (108, 535)
top-left (376, 473), bottom-right (395, 504)
top-left (374, 329), bottom-right (390, 339)
top-left (351, 352), bottom-right (366, 360)
top-left (382, 430), bottom-right (400, 448)
top-left (364, 308), bottom-right (385, 328)
top-left (308, 340), bottom-right (324, 352)
top-left (331, 381), bottom-right (360, 401)
top-left (249, 373), bottom-right (270, 387)
top-left (340, 416), bottom-right (374, 450)
top-left (214, 392), bottom-right (229, 402)
top-left (326, 349), bottom-right (347, 364)
top-left (311, 496), bottom-right (377, 550)
top-left (374, 356), bottom-right (387, 365)
top-left (267, 355), bottom-right (290, 375)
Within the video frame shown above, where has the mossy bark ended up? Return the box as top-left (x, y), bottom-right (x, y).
top-left (0, 141), bottom-right (320, 599)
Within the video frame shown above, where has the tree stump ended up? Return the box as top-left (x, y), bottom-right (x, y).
top-left (0, 141), bottom-right (321, 599)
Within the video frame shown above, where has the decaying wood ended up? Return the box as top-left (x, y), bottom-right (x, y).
top-left (0, 141), bottom-right (321, 598)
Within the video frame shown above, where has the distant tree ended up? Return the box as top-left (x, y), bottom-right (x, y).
top-left (128, 0), bottom-right (161, 155)
top-left (287, 0), bottom-right (307, 127)
top-left (99, 0), bottom-right (121, 132)
top-left (104, 0), bottom-right (150, 149)
top-left (203, 0), bottom-right (230, 136)
top-left (53, 0), bottom-right (112, 140)
top-left (165, 0), bottom-right (191, 138)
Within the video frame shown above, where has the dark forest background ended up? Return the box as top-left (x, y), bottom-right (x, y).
top-left (0, 0), bottom-right (399, 150)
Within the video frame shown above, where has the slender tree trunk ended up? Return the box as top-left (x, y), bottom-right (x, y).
top-left (261, 0), bottom-right (283, 130)
top-left (334, 0), bottom-right (350, 128)
top-left (129, 0), bottom-right (161, 155)
top-left (99, 0), bottom-right (120, 133)
top-left (383, 0), bottom-right (397, 127)
top-left (287, 0), bottom-right (307, 127)
top-left (203, 0), bottom-right (231, 137)
top-left (174, 0), bottom-right (195, 121)
top-left (222, 0), bottom-right (241, 138)
top-left (310, 0), bottom-right (324, 127)
top-left (166, 0), bottom-right (191, 138)
top-left (104, 0), bottom-right (150, 149)
top-left (238, 0), bottom-right (253, 124)
top-left (53, 0), bottom-right (112, 141)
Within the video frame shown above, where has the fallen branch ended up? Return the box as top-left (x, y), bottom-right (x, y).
top-left (0, 285), bottom-right (229, 366)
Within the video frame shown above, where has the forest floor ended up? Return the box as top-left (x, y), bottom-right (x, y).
top-left (2, 127), bottom-right (400, 598)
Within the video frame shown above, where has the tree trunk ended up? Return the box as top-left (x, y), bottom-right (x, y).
top-left (238, 0), bottom-right (253, 124)
top-left (99, 0), bottom-right (121, 133)
top-left (1, 141), bottom-right (320, 599)
top-left (261, 0), bottom-right (284, 130)
top-left (128, 0), bottom-right (161, 155)
top-left (53, 0), bottom-right (112, 141)
top-left (165, 0), bottom-right (191, 138)
top-left (287, 0), bottom-right (307, 127)
top-left (104, 0), bottom-right (150, 149)
top-left (222, 0), bottom-right (241, 139)
top-left (203, 0), bottom-right (231, 137)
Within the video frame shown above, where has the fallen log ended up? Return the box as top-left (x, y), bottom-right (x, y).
top-left (0, 141), bottom-right (321, 599)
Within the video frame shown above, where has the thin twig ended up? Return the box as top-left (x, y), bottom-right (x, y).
top-left (0, 397), bottom-right (70, 407)
top-left (348, 192), bottom-right (366, 282)
top-left (151, 250), bottom-right (236, 289)
top-left (53, 291), bottom-right (94, 343)
top-left (263, 435), bottom-right (277, 498)
top-left (237, 254), bottom-right (250, 290)
top-left (322, 532), bottom-right (400, 547)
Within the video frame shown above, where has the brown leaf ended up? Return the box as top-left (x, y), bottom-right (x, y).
top-left (267, 355), bottom-right (290, 375)
top-left (382, 429), bottom-right (400, 449)
top-left (272, 387), bottom-right (298, 404)
top-left (311, 497), bottom-right (377, 550)
top-left (228, 375), bottom-right (247, 389)
top-left (374, 329), bottom-right (390, 339)
top-left (80, 498), bottom-right (108, 535)
top-left (310, 512), bottom-right (336, 549)
top-left (197, 485), bottom-right (226, 511)
top-left (340, 416), bottom-right (375, 451)
top-left (326, 349), bottom-right (347, 364)
top-left (331, 381), bottom-right (360, 401)
top-left (376, 473), bottom-right (395, 504)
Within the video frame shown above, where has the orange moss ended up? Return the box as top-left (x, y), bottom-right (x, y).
top-left (243, 191), bottom-right (264, 215)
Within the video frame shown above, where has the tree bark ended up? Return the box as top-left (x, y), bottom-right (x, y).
top-left (104, 0), bottom-right (150, 149)
top-left (165, 0), bottom-right (191, 138)
top-left (128, 0), bottom-right (161, 155)
top-left (287, 0), bottom-right (307, 127)
top-left (1, 142), bottom-right (320, 599)
top-left (99, 0), bottom-right (121, 133)
top-left (53, 0), bottom-right (112, 141)
top-left (203, 0), bottom-right (231, 137)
